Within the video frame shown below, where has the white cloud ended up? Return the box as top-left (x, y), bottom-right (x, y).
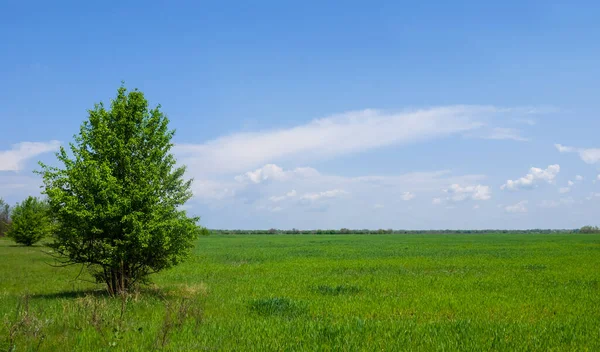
top-left (444, 184), bottom-right (492, 202)
top-left (501, 164), bottom-right (560, 191)
top-left (0, 141), bottom-right (60, 171)
top-left (300, 189), bottom-right (348, 202)
top-left (401, 192), bottom-right (415, 201)
top-left (505, 200), bottom-right (528, 213)
top-left (554, 144), bottom-right (575, 153)
top-left (373, 204), bottom-right (385, 209)
top-left (235, 164), bottom-right (319, 184)
top-left (432, 198), bottom-right (442, 205)
top-left (568, 180), bottom-right (574, 186)
top-left (269, 189), bottom-right (297, 202)
top-left (555, 144), bottom-right (600, 164)
top-left (473, 204), bottom-right (480, 209)
top-left (559, 187), bottom-right (571, 194)
top-left (575, 175), bottom-right (584, 181)
top-left (174, 106), bottom-right (515, 176)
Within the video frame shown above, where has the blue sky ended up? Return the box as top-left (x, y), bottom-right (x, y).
top-left (1, 1), bottom-right (600, 229)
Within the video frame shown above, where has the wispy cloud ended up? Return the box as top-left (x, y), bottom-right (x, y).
top-left (555, 144), bottom-right (600, 164)
top-left (174, 106), bottom-right (517, 176)
top-left (300, 189), bottom-right (348, 202)
top-left (269, 190), bottom-right (297, 202)
top-left (470, 127), bottom-right (529, 141)
top-left (0, 141), bottom-right (60, 171)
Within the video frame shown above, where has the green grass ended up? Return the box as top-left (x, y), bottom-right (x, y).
top-left (1, 233), bottom-right (599, 351)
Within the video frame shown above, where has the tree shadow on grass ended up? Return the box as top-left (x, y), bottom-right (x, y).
top-left (7, 244), bottom-right (45, 248)
top-left (31, 289), bottom-right (109, 300)
top-left (30, 286), bottom-right (172, 301)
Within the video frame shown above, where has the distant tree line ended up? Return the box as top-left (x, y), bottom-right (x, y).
top-left (579, 226), bottom-right (600, 234)
top-left (208, 228), bottom-right (585, 235)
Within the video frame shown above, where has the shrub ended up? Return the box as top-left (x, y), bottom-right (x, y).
top-left (7, 196), bottom-right (52, 246)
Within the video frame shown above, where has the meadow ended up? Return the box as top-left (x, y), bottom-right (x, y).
top-left (1, 233), bottom-right (599, 351)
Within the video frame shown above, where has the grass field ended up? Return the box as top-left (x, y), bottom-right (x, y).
top-left (1, 233), bottom-right (599, 351)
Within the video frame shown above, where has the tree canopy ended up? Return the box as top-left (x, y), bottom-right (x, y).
top-left (40, 85), bottom-right (200, 294)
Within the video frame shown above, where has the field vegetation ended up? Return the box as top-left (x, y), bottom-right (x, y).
top-left (2, 233), bottom-right (599, 351)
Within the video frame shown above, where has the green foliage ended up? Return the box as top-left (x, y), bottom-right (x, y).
top-left (38, 85), bottom-right (200, 294)
top-left (0, 198), bottom-right (10, 237)
top-left (6, 196), bottom-right (52, 246)
top-left (579, 225), bottom-right (600, 233)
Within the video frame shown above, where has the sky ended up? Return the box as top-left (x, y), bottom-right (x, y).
top-left (1, 1), bottom-right (600, 229)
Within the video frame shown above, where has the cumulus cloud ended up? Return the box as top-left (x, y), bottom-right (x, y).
top-left (444, 184), bottom-right (492, 202)
top-left (0, 140), bottom-right (60, 171)
top-left (559, 187), bottom-right (571, 194)
top-left (505, 200), bottom-right (528, 213)
top-left (555, 144), bottom-right (600, 164)
top-left (575, 175), bottom-right (584, 181)
top-left (300, 189), bottom-right (348, 202)
top-left (500, 164), bottom-right (560, 191)
top-left (235, 164), bottom-right (319, 184)
top-left (401, 192), bottom-right (415, 201)
top-left (173, 106), bottom-right (524, 176)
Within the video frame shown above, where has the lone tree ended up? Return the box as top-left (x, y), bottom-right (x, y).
top-left (0, 198), bottom-right (11, 237)
top-left (7, 196), bottom-right (52, 246)
top-left (40, 85), bottom-right (200, 295)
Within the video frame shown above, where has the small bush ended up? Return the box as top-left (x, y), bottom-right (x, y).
top-left (7, 196), bottom-right (53, 246)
